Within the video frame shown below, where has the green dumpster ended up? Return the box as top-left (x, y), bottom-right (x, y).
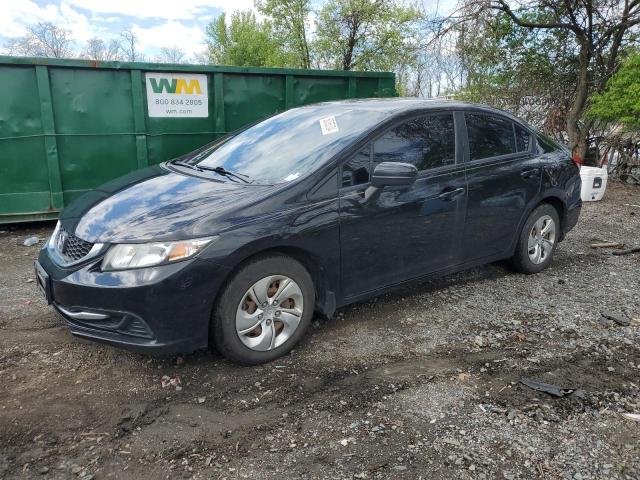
top-left (0, 56), bottom-right (396, 223)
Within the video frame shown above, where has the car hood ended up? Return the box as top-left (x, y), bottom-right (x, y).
top-left (61, 166), bottom-right (275, 243)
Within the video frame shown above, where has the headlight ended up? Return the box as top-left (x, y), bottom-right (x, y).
top-left (101, 236), bottom-right (217, 271)
top-left (44, 221), bottom-right (61, 250)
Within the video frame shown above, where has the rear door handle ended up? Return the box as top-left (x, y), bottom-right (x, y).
top-left (438, 187), bottom-right (465, 201)
top-left (521, 167), bottom-right (540, 179)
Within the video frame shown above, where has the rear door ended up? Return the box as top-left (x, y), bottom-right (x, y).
top-left (461, 112), bottom-right (541, 262)
top-left (338, 111), bottom-right (467, 299)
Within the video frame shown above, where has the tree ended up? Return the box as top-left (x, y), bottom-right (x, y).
top-left (83, 37), bottom-right (122, 61)
top-left (84, 37), bottom-right (107, 60)
top-left (589, 52), bottom-right (640, 131)
top-left (452, 0), bottom-right (640, 162)
top-left (5, 22), bottom-right (74, 58)
top-left (205, 11), bottom-right (290, 67)
top-left (452, 10), bottom-right (577, 131)
top-left (257, 0), bottom-right (312, 68)
top-left (119, 29), bottom-right (140, 62)
top-left (314, 0), bottom-right (422, 72)
top-left (157, 45), bottom-right (188, 64)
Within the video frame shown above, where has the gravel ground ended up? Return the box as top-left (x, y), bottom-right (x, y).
top-left (0, 182), bottom-right (639, 480)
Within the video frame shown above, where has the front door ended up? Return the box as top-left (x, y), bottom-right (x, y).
top-left (338, 112), bottom-right (467, 299)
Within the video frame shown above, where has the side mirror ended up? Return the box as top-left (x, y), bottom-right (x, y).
top-left (370, 162), bottom-right (418, 188)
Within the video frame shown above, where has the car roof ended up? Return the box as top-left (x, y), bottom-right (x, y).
top-left (308, 97), bottom-right (527, 126)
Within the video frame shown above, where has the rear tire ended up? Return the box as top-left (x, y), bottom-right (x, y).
top-left (211, 254), bottom-right (314, 365)
top-left (509, 204), bottom-right (560, 274)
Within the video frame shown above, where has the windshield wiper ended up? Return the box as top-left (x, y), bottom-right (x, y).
top-left (197, 165), bottom-right (253, 184)
top-left (170, 160), bottom-right (252, 184)
top-left (170, 160), bottom-right (199, 170)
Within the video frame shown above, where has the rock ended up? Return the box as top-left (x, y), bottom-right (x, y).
top-left (23, 236), bottom-right (39, 247)
top-left (392, 465), bottom-right (407, 471)
top-left (474, 336), bottom-right (486, 347)
top-left (39, 466), bottom-right (49, 474)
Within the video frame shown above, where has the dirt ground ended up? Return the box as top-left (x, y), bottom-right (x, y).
top-left (0, 182), bottom-right (639, 480)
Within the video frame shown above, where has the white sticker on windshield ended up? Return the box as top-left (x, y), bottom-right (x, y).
top-left (319, 116), bottom-right (339, 135)
top-left (284, 172), bottom-right (301, 182)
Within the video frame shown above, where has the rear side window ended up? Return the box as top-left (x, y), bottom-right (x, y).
top-left (466, 113), bottom-right (516, 160)
top-left (515, 125), bottom-right (531, 152)
top-left (342, 145), bottom-right (371, 187)
top-left (373, 113), bottom-right (456, 171)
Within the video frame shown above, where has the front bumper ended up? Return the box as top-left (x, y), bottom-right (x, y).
top-left (36, 250), bottom-right (230, 355)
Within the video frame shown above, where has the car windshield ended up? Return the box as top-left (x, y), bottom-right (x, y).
top-left (184, 105), bottom-right (391, 185)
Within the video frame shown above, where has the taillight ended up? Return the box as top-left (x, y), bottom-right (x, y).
top-left (572, 152), bottom-right (583, 168)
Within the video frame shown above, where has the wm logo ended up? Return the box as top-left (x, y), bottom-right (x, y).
top-left (149, 78), bottom-right (202, 94)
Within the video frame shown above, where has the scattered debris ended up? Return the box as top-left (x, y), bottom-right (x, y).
top-left (161, 375), bottom-right (182, 391)
top-left (473, 336), bottom-right (486, 347)
top-left (520, 378), bottom-right (584, 398)
top-left (590, 242), bottom-right (624, 249)
top-left (339, 437), bottom-right (355, 446)
top-left (622, 413), bottom-right (640, 422)
top-left (611, 246), bottom-right (640, 256)
top-left (23, 236), bottom-right (39, 247)
top-left (368, 463), bottom-right (388, 473)
top-left (601, 311), bottom-right (630, 327)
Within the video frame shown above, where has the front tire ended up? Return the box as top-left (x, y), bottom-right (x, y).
top-left (510, 204), bottom-right (560, 274)
top-left (211, 254), bottom-right (315, 365)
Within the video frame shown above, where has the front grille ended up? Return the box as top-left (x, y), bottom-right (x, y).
top-left (55, 226), bottom-right (94, 263)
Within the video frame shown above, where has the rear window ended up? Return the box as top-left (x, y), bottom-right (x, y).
top-left (466, 113), bottom-right (516, 160)
top-left (537, 134), bottom-right (561, 154)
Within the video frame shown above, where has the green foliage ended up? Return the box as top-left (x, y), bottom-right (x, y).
top-left (256, 0), bottom-right (312, 68)
top-left (205, 11), bottom-right (292, 67)
top-left (314, 0), bottom-right (422, 72)
top-left (454, 11), bottom-right (577, 128)
top-left (589, 53), bottom-right (640, 131)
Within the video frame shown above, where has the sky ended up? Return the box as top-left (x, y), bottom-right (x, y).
top-left (1, 0), bottom-right (456, 61)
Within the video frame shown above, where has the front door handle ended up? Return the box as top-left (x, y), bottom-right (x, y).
top-left (521, 167), bottom-right (540, 179)
top-left (438, 187), bottom-right (465, 201)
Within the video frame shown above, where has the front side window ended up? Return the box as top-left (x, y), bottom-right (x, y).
top-left (373, 113), bottom-right (456, 171)
top-left (466, 113), bottom-right (516, 160)
top-left (342, 145), bottom-right (371, 187)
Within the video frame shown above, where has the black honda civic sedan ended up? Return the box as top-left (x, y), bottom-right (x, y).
top-left (35, 99), bottom-right (581, 364)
